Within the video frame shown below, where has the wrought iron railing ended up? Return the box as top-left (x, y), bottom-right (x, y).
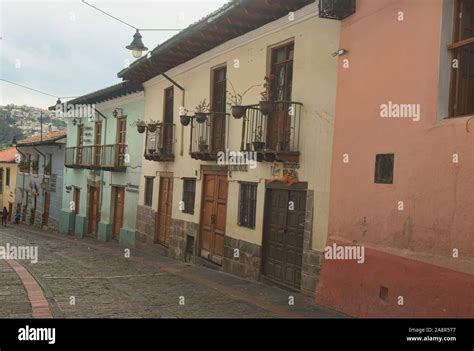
top-left (190, 112), bottom-right (229, 160)
top-left (241, 100), bottom-right (302, 163)
top-left (144, 123), bottom-right (175, 161)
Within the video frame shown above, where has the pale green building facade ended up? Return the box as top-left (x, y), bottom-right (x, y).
top-left (58, 82), bottom-right (145, 247)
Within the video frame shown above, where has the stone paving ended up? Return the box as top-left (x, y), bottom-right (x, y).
top-left (0, 224), bottom-right (345, 318)
top-left (0, 260), bottom-right (32, 318)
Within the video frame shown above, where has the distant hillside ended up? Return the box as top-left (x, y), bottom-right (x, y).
top-left (0, 104), bottom-right (66, 149)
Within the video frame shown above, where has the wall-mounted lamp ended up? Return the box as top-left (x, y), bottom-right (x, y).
top-left (11, 136), bottom-right (17, 147)
top-left (332, 49), bottom-right (348, 57)
top-left (113, 108), bottom-right (124, 118)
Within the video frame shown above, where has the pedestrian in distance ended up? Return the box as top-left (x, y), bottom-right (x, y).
top-left (1, 206), bottom-right (8, 227)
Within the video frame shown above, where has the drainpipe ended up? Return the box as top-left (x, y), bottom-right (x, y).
top-left (32, 144), bottom-right (46, 223)
top-left (146, 53), bottom-right (186, 156)
top-left (32, 145), bottom-right (46, 173)
top-left (94, 107), bottom-right (107, 222)
top-left (180, 90), bottom-right (185, 156)
top-left (82, 99), bottom-right (108, 225)
top-left (16, 146), bottom-right (26, 205)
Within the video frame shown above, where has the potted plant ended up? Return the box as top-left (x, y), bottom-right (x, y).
top-left (252, 126), bottom-right (265, 151)
top-left (136, 120), bottom-right (146, 134)
top-left (195, 99), bottom-right (210, 123)
top-left (31, 159), bottom-right (39, 174)
top-left (44, 162), bottom-right (52, 175)
top-left (226, 80), bottom-right (260, 119)
top-left (180, 115), bottom-right (191, 126)
top-left (147, 120), bottom-right (158, 133)
top-left (179, 108), bottom-right (191, 126)
top-left (259, 75), bottom-right (275, 115)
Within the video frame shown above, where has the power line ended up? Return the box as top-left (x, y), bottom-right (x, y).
top-left (81, 0), bottom-right (183, 32)
top-left (0, 78), bottom-right (77, 99)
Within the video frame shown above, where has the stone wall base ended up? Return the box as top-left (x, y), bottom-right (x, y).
top-left (301, 249), bottom-right (323, 296)
top-left (74, 215), bottom-right (87, 239)
top-left (223, 236), bottom-right (261, 281)
top-left (119, 228), bottom-right (136, 248)
top-left (59, 210), bottom-right (75, 234)
top-left (135, 205), bottom-right (156, 248)
top-left (169, 218), bottom-right (198, 262)
top-left (98, 222), bottom-right (112, 242)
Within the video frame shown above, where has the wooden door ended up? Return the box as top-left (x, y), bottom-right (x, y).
top-left (267, 43), bottom-right (294, 151)
top-left (87, 186), bottom-right (100, 237)
top-left (42, 192), bottom-right (50, 227)
top-left (262, 186), bottom-right (306, 290)
top-left (112, 187), bottom-right (125, 241)
top-left (116, 117), bottom-right (127, 167)
top-left (77, 124), bottom-right (84, 164)
top-left (211, 66), bottom-right (227, 153)
top-left (163, 87), bottom-right (174, 155)
top-left (156, 175), bottom-right (173, 247)
top-left (199, 171), bottom-right (228, 265)
top-left (94, 122), bottom-right (102, 166)
top-left (73, 188), bottom-right (80, 215)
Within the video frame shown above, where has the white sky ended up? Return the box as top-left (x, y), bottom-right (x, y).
top-left (0, 0), bottom-right (228, 108)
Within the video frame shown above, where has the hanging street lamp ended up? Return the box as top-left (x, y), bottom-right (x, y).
top-left (126, 29), bottom-right (149, 58)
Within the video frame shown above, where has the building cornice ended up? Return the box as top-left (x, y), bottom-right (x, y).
top-left (95, 91), bottom-right (145, 111)
top-left (144, 3), bottom-right (318, 89)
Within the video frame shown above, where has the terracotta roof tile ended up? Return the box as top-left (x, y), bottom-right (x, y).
top-left (17, 130), bottom-right (67, 145)
top-left (0, 147), bottom-right (17, 162)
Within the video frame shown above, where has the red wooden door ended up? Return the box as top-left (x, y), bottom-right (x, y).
top-left (267, 42), bottom-right (294, 152)
top-left (156, 175), bottom-right (173, 247)
top-left (199, 171), bottom-right (228, 265)
top-left (163, 87), bottom-right (174, 155)
top-left (94, 122), bottom-right (102, 166)
top-left (211, 66), bottom-right (227, 153)
top-left (112, 187), bottom-right (124, 241)
top-left (42, 191), bottom-right (50, 227)
top-left (77, 125), bottom-right (84, 164)
top-left (88, 186), bottom-right (100, 237)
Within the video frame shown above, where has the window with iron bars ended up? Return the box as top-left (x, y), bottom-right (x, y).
top-left (238, 182), bottom-right (257, 229)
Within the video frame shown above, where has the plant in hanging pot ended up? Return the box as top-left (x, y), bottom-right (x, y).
top-left (43, 162), bottom-right (52, 175)
top-left (134, 119), bottom-right (146, 134)
top-left (226, 80), bottom-right (260, 119)
top-left (252, 126), bottom-right (265, 151)
top-left (180, 115), bottom-right (191, 126)
top-left (259, 75), bottom-right (275, 115)
top-left (179, 107), bottom-right (191, 126)
top-left (147, 120), bottom-right (158, 133)
top-left (194, 99), bottom-right (210, 124)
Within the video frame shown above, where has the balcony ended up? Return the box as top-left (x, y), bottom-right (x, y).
top-left (144, 123), bottom-right (175, 162)
top-left (241, 101), bottom-right (302, 163)
top-left (190, 112), bottom-right (229, 161)
top-left (65, 144), bottom-right (127, 171)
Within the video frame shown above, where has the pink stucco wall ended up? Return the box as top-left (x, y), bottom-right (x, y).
top-left (316, 0), bottom-right (474, 317)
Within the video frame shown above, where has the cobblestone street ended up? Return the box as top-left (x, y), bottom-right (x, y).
top-left (0, 225), bottom-right (344, 318)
